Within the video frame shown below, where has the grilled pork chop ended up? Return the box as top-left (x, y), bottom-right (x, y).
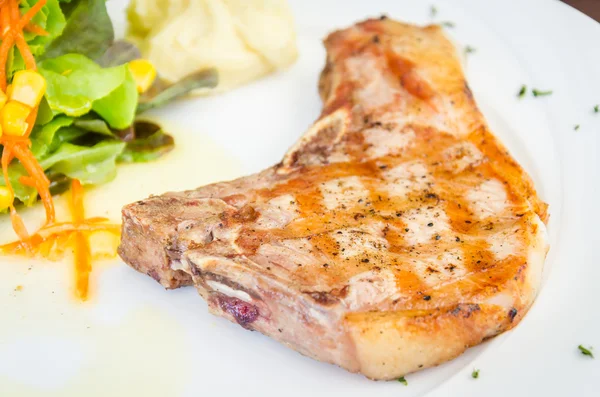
top-left (119, 18), bottom-right (549, 380)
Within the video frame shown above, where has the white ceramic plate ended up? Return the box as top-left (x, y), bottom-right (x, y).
top-left (1, 0), bottom-right (599, 396)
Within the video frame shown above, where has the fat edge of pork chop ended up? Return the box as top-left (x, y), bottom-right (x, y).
top-left (118, 18), bottom-right (549, 380)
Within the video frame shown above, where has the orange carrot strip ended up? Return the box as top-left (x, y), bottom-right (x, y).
top-left (23, 22), bottom-right (47, 36)
top-left (18, 175), bottom-right (35, 186)
top-left (10, 143), bottom-right (54, 224)
top-left (24, 105), bottom-right (38, 137)
top-left (8, 0), bottom-right (18, 23)
top-left (0, 5), bottom-right (10, 38)
top-left (11, 143), bottom-right (49, 186)
top-left (18, 0), bottom-right (46, 30)
top-left (1, 144), bottom-right (30, 242)
top-left (69, 179), bottom-right (91, 300)
top-left (0, 30), bottom-right (14, 90)
top-left (15, 31), bottom-right (35, 70)
top-left (0, 135), bottom-right (31, 145)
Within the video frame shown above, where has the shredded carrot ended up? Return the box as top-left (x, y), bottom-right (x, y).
top-left (69, 179), bottom-right (92, 299)
top-left (0, 31), bottom-right (13, 90)
top-left (0, 4), bottom-right (9, 38)
top-left (1, 144), bottom-right (29, 243)
top-left (1, 135), bottom-right (30, 144)
top-left (23, 22), bottom-right (47, 36)
top-left (17, 0), bottom-right (45, 30)
top-left (15, 31), bottom-right (34, 69)
top-left (0, 219), bottom-right (120, 254)
top-left (8, 0), bottom-right (19, 23)
top-left (18, 175), bottom-right (35, 186)
top-left (24, 105), bottom-right (37, 137)
top-left (10, 143), bottom-right (54, 223)
top-left (0, 1), bottom-right (123, 301)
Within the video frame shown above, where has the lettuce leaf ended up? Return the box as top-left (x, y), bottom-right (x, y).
top-left (92, 69), bottom-right (138, 129)
top-left (39, 54), bottom-right (138, 128)
top-left (22, 0), bottom-right (67, 55)
top-left (38, 141), bottom-right (126, 185)
top-left (38, 0), bottom-right (113, 61)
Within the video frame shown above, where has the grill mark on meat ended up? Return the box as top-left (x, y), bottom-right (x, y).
top-left (303, 291), bottom-right (339, 305)
top-left (385, 50), bottom-right (435, 101)
top-left (232, 205), bottom-right (259, 223)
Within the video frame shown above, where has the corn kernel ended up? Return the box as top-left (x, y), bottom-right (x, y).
top-left (128, 59), bottom-right (156, 93)
top-left (11, 70), bottom-right (46, 108)
top-left (0, 186), bottom-right (13, 210)
top-left (1, 101), bottom-right (31, 136)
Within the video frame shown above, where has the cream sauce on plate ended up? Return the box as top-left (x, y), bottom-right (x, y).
top-left (0, 120), bottom-right (241, 395)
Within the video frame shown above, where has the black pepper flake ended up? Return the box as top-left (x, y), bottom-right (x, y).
top-left (361, 258), bottom-right (370, 263)
top-left (427, 222), bottom-right (434, 227)
top-left (405, 228), bottom-right (410, 232)
top-left (278, 328), bottom-right (283, 332)
top-left (322, 263), bottom-right (329, 268)
top-left (465, 220), bottom-right (472, 224)
top-left (372, 35), bottom-right (380, 43)
top-left (508, 308), bottom-right (517, 322)
top-left (435, 235), bottom-right (441, 241)
top-left (455, 236), bottom-right (461, 242)
top-left (379, 165), bottom-right (388, 170)
top-left (423, 295), bottom-right (431, 301)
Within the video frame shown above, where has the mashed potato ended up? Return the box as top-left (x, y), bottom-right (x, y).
top-left (127, 0), bottom-right (298, 93)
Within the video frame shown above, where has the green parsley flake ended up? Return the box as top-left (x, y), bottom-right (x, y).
top-left (465, 46), bottom-right (476, 55)
top-left (472, 369), bottom-right (480, 379)
top-left (574, 125), bottom-right (580, 131)
top-left (441, 21), bottom-right (455, 28)
top-left (594, 105), bottom-right (599, 113)
top-left (398, 376), bottom-right (408, 385)
top-left (430, 5), bottom-right (438, 18)
top-left (517, 85), bottom-right (527, 98)
top-left (579, 345), bottom-right (594, 358)
top-left (532, 89), bottom-right (553, 97)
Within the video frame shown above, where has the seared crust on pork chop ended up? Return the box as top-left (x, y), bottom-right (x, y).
top-left (118, 18), bottom-right (549, 380)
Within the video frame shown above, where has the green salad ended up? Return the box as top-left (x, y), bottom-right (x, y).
top-left (0, 0), bottom-right (217, 207)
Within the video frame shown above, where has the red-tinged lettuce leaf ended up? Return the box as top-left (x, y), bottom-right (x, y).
top-left (137, 68), bottom-right (218, 114)
top-left (38, 0), bottom-right (114, 62)
top-left (117, 121), bottom-right (174, 163)
top-left (97, 40), bottom-right (141, 68)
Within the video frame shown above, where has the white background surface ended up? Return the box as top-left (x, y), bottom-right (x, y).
top-left (1, 0), bottom-right (599, 396)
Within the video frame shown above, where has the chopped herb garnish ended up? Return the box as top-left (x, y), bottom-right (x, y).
top-left (517, 85), bottom-right (527, 98)
top-left (578, 345), bottom-right (594, 358)
top-left (430, 5), bottom-right (438, 18)
top-left (465, 46), bottom-right (476, 55)
top-left (398, 376), bottom-right (408, 385)
top-left (472, 369), bottom-right (480, 378)
top-left (532, 89), bottom-right (553, 97)
top-left (574, 125), bottom-right (580, 131)
top-left (594, 105), bottom-right (599, 113)
top-left (441, 21), bottom-right (455, 28)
